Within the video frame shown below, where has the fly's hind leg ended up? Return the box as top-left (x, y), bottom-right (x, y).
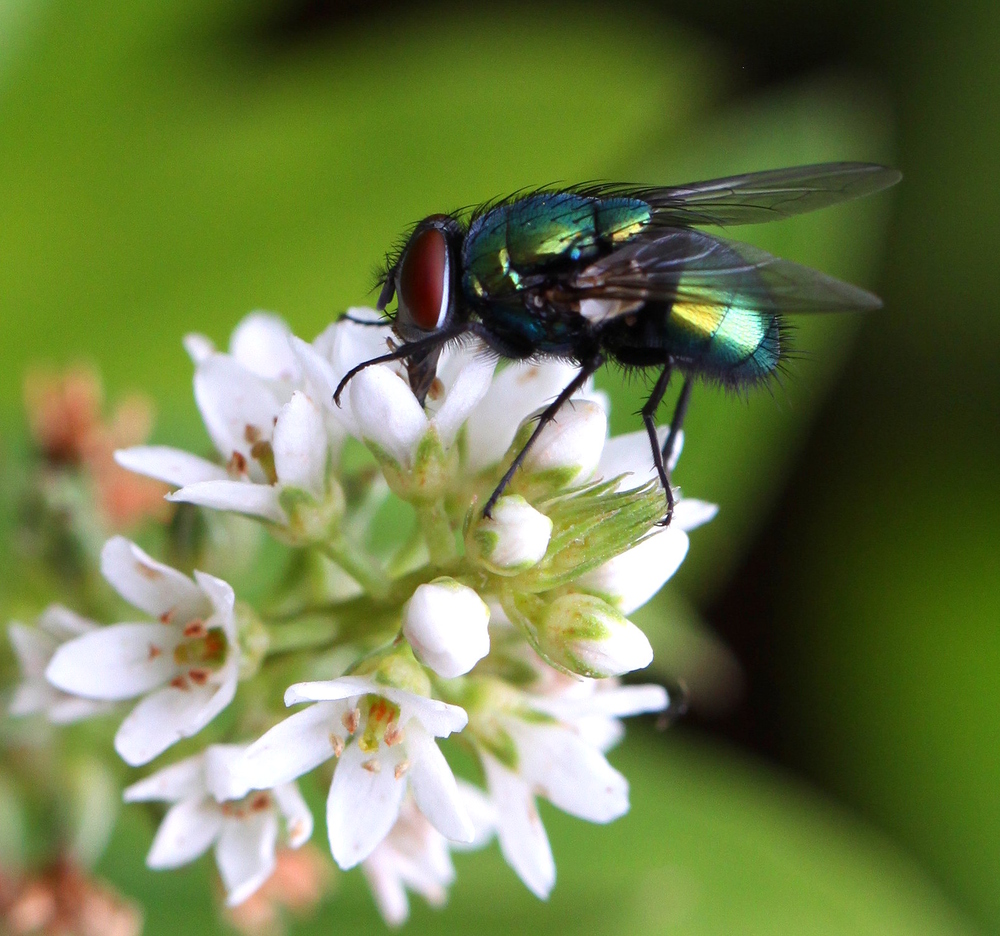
top-left (662, 377), bottom-right (693, 473)
top-left (640, 366), bottom-right (674, 525)
top-left (655, 376), bottom-right (694, 526)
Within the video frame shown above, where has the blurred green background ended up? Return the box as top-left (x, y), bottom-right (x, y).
top-left (1, 0), bottom-right (998, 933)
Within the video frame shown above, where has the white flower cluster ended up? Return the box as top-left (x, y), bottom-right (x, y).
top-left (6, 311), bottom-right (715, 923)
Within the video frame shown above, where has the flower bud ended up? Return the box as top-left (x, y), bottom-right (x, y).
top-left (514, 399), bottom-right (607, 493)
top-left (470, 495), bottom-right (553, 575)
top-left (536, 593), bottom-right (652, 678)
top-left (402, 579), bottom-right (491, 678)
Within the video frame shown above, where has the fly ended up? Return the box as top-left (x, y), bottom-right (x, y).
top-left (333, 162), bottom-right (901, 522)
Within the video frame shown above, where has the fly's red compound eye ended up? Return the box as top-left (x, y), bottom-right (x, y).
top-left (398, 227), bottom-right (450, 331)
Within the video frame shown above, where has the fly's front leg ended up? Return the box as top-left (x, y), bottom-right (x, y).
top-left (482, 355), bottom-right (604, 518)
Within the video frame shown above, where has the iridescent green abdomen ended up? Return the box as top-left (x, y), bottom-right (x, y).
top-left (670, 298), bottom-right (780, 383)
top-left (600, 252), bottom-right (782, 386)
top-left (462, 193), bottom-right (651, 302)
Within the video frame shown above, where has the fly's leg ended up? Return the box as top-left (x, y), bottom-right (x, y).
top-left (655, 376), bottom-right (693, 526)
top-left (640, 366), bottom-right (674, 524)
top-left (482, 355), bottom-right (604, 518)
top-left (340, 313), bottom-right (390, 326)
top-left (662, 377), bottom-right (693, 470)
top-left (333, 331), bottom-right (458, 406)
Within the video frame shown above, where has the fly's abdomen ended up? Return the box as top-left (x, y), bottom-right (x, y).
top-left (602, 298), bottom-right (781, 385)
top-left (669, 300), bottom-right (781, 384)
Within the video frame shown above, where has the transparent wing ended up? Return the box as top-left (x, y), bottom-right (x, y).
top-left (570, 228), bottom-right (883, 314)
top-left (577, 162), bottom-right (901, 228)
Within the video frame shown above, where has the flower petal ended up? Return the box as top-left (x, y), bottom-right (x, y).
top-left (124, 752), bottom-right (207, 803)
top-left (465, 361), bottom-right (582, 472)
top-left (481, 754), bottom-right (554, 899)
top-left (100, 536), bottom-right (210, 623)
top-left (272, 392), bottom-right (327, 496)
top-left (327, 741), bottom-right (407, 869)
top-left (532, 684), bottom-right (669, 722)
top-left (194, 354), bottom-right (283, 467)
top-left (114, 678), bottom-right (234, 766)
top-left (595, 426), bottom-right (685, 490)
top-left (47, 696), bottom-right (115, 725)
top-left (146, 797), bottom-right (223, 869)
top-left (380, 689), bottom-right (468, 739)
top-left (405, 724), bottom-right (474, 843)
top-left (114, 446), bottom-right (227, 488)
top-left (431, 350), bottom-right (496, 449)
top-left (202, 744), bottom-right (251, 801)
top-left (239, 701), bottom-right (345, 791)
top-left (229, 312), bottom-right (300, 384)
top-left (184, 332), bottom-right (215, 364)
top-left (167, 480), bottom-right (286, 524)
top-left (348, 365), bottom-right (428, 467)
top-left (216, 811), bottom-right (279, 907)
top-left (363, 856), bottom-right (411, 926)
top-left (577, 527), bottom-right (689, 615)
top-left (510, 721), bottom-right (628, 823)
top-left (192, 571), bottom-right (237, 643)
top-left (45, 623), bottom-right (179, 701)
top-left (452, 780), bottom-right (497, 851)
top-left (283, 676), bottom-right (378, 707)
top-left (290, 336), bottom-right (336, 406)
top-left (273, 783), bottom-right (314, 847)
top-left (673, 498), bottom-right (719, 531)
top-left (8, 622), bottom-right (56, 677)
top-left (9, 681), bottom-right (54, 717)
top-left (38, 605), bottom-right (98, 641)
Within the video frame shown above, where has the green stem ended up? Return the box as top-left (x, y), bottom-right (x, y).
top-left (417, 500), bottom-right (459, 567)
top-left (264, 614), bottom-right (340, 655)
top-left (322, 538), bottom-right (392, 603)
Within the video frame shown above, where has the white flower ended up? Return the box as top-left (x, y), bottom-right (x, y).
top-left (346, 347), bottom-right (496, 471)
top-left (45, 536), bottom-right (240, 766)
top-left (534, 592), bottom-right (653, 678)
top-left (470, 495), bottom-right (552, 575)
top-left (124, 745), bottom-right (313, 907)
top-left (472, 679), bottom-right (669, 898)
top-left (402, 579), bottom-right (491, 678)
top-left (116, 312), bottom-right (337, 528)
top-left (361, 796), bottom-right (455, 926)
top-left (7, 606), bottom-right (114, 724)
top-left (117, 389), bottom-right (329, 527)
top-left (237, 674), bottom-right (474, 870)
top-left (362, 783), bottom-right (495, 926)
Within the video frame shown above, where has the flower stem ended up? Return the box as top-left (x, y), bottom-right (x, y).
top-left (416, 500), bottom-right (459, 567)
top-left (264, 615), bottom-right (341, 654)
top-left (321, 538), bottom-right (392, 603)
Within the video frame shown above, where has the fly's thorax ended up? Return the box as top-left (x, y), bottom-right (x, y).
top-left (461, 193), bottom-right (651, 302)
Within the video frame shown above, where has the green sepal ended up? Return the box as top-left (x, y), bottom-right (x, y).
top-left (351, 642), bottom-right (433, 698)
top-left (511, 477), bottom-right (665, 592)
top-left (276, 478), bottom-right (346, 545)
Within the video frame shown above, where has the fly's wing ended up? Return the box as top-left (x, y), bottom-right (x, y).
top-left (570, 228), bottom-right (883, 315)
top-left (578, 162), bottom-right (901, 228)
